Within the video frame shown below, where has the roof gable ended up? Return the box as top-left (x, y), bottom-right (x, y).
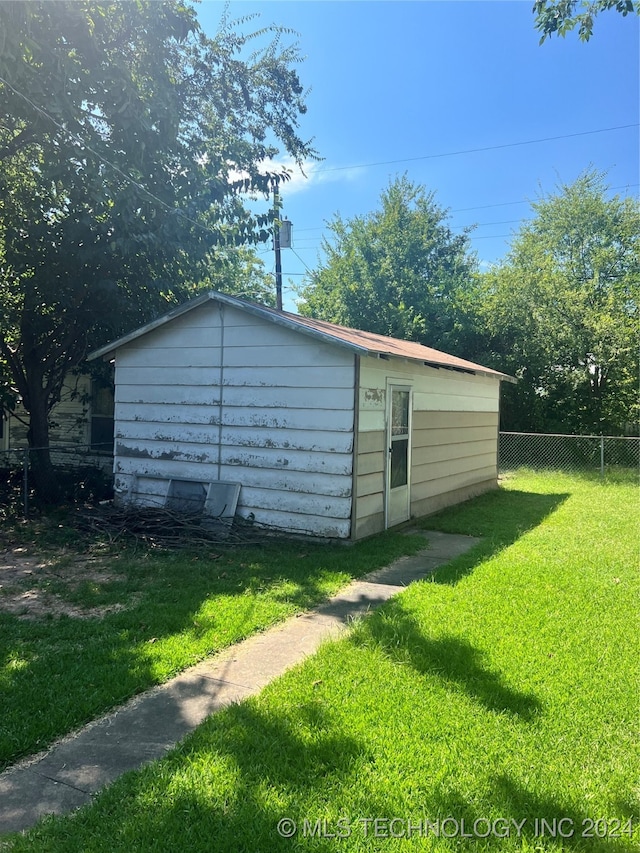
top-left (88, 291), bottom-right (515, 382)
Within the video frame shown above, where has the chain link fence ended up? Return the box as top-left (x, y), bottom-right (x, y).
top-left (2, 433), bottom-right (637, 518)
top-left (499, 432), bottom-right (640, 476)
top-left (0, 443), bottom-right (113, 518)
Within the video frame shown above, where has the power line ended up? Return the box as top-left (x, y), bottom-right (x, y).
top-left (451, 182), bottom-right (639, 214)
top-left (4, 73), bottom-right (637, 264)
top-left (293, 219), bottom-right (528, 239)
top-left (473, 234), bottom-right (513, 241)
top-left (292, 182), bottom-right (640, 234)
top-left (0, 73), bottom-right (278, 246)
top-left (290, 247), bottom-right (314, 275)
top-left (316, 125), bottom-right (639, 173)
top-left (0, 74), bottom-right (206, 228)
top-left (455, 218), bottom-right (530, 230)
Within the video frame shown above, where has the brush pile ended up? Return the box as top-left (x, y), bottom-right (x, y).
top-left (72, 504), bottom-right (267, 548)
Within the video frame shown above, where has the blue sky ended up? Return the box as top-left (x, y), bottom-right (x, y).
top-left (197, 1), bottom-right (639, 310)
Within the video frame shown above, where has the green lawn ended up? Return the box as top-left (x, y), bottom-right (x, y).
top-left (2, 471), bottom-right (639, 851)
top-left (0, 523), bottom-right (427, 770)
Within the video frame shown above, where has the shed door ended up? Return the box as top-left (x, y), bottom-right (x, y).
top-left (386, 384), bottom-right (412, 528)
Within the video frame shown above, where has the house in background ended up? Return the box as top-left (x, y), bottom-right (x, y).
top-left (0, 373), bottom-right (114, 457)
top-left (89, 291), bottom-right (514, 540)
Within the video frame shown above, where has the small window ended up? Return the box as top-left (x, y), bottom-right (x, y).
top-left (166, 480), bottom-right (208, 514)
top-left (90, 383), bottom-right (114, 451)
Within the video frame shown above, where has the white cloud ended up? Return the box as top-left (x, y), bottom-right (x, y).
top-left (229, 157), bottom-right (367, 196)
top-left (315, 164), bottom-right (367, 186)
top-left (282, 160), bottom-right (368, 193)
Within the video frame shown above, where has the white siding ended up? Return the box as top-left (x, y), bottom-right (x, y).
top-left (355, 355), bottom-right (500, 537)
top-left (113, 302), bottom-right (355, 538)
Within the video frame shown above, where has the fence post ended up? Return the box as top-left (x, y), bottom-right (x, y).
top-left (23, 448), bottom-right (29, 518)
top-left (600, 436), bottom-right (604, 478)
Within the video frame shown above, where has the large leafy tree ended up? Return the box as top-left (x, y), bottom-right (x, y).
top-left (533, 0), bottom-right (639, 42)
top-left (0, 1), bottom-right (314, 497)
top-left (475, 171), bottom-right (639, 434)
top-left (297, 176), bottom-right (476, 353)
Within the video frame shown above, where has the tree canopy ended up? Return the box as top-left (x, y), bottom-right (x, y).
top-left (0, 0), bottom-right (315, 496)
top-left (297, 176), bottom-right (476, 354)
top-left (474, 171), bottom-right (639, 434)
top-left (299, 171), bottom-right (638, 436)
top-left (533, 0), bottom-right (639, 42)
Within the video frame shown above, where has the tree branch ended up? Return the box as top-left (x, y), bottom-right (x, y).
top-left (0, 333), bottom-right (27, 398)
top-left (0, 125), bottom-right (37, 161)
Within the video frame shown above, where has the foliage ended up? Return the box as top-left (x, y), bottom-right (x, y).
top-left (533, 0), bottom-right (639, 42)
top-left (474, 171), bottom-right (639, 434)
top-left (297, 176), bottom-right (476, 353)
top-left (0, 1), bottom-right (315, 497)
top-left (297, 170), bottom-right (636, 436)
top-left (186, 246), bottom-right (277, 307)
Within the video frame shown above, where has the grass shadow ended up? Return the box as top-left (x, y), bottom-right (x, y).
top-left (417, 487), bottom-right (570, 585)
top-left (3, 698), bottom-right (375, 851)
top-left (350, 604), bottom-right (542, 720)
top-left (7, 693), bottom-right (635, 851)
top-left (483, 774), bottom-right (639, 851)
top-left (0, 530), bottom-right (426, 770)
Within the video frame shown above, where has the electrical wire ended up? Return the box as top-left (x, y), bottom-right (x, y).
top-left (2, 75), bottom-right (637, 264)
top-left (287, 177), bottom-right (640, 255)
top-left (292, 183), bottom-right (639, 235)
top-left (315, 125), bottom-right (639, 173)
top-left (0, 73), bottom-right (281, 244)
top-left (290, 247), bottom-right (315, 275)
top-left (0, 75), bottom-right (202, 226)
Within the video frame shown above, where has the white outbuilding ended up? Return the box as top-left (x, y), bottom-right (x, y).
top-left (89, 291), bottom-right (514, 539)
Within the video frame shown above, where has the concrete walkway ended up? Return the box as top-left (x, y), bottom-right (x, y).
top-left (0, 530), bottom-right (479, 837)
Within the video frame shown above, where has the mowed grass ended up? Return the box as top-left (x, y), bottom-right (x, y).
top-left (4, 471), bottom-right (638, 851)
top-left (0, 527), bottom-right (428, 770)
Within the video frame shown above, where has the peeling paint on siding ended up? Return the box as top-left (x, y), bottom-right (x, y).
top-left (112, 302), bottom-right (357, 537)
top-left (115, 443), bottom-right (210, 463)
top-left (364, 388), bottom-right (385, 404)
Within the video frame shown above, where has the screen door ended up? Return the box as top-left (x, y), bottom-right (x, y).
top-left (386, 384), bottom-right (412, 527)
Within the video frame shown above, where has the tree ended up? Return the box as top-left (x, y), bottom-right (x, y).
top-left (0, 1), bottom-right (315, 499)
top-left (533, 0), bottom-right (639, 42)
top-left (474, 171), bottom-right (639, 434)
top-left (186, 247), bottom-right (277, 307)
top-left (297, 176), bottom-right (476, 353)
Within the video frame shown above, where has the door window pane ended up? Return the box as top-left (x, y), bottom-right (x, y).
top-left (392, 389), bottom-right (409, 436)
top-left (391, 437), bottom-right (408, 488)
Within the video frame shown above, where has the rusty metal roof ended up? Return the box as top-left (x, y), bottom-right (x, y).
top-left (277, 309), bottom-right (513, 381)
top-left (89, 291), bottom-right (514, 382)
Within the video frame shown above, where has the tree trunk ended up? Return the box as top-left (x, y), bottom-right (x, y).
top-left (25, 378), bottom-right (61, 504)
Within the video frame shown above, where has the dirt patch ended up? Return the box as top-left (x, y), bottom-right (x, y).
top-left (0, 549), bottom-right (134, 620)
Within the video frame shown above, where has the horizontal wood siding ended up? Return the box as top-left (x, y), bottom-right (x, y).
top-left (114, 302), bottom-right (355, 537)
top-left (354, 356), bottom-right (500, 537)
top-left (6, 374), bottom-right (91, 448)
top-left (411, 478), bottom-right (498, 519)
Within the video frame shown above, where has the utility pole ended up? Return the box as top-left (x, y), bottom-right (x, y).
top-left (273, 184), bottom-right (283, 310)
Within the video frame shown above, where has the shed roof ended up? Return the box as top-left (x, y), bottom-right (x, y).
top-left (89, 291), bottom-right (515, 383)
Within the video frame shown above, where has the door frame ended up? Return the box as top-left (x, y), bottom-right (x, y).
top-left (384, 380), bottom-right (413, 529)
